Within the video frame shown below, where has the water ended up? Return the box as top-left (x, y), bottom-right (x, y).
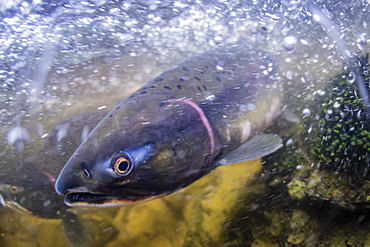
top-left (1, 0), bottom-right (370, 246)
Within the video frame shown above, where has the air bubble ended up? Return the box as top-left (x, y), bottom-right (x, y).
top-left (302, 108), bottom-right (311, 117)
top-left (216, 65), bottom-right (224, 71)
top-left (282, 35), bottom-right (298, 51)
top-left (7, 126), bottom-right (30, 145)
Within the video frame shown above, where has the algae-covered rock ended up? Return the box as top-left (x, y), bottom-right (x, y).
top-left (280, 55), bottom-right (370, 210)
top-left (220, 162), bottom-right (370, 246)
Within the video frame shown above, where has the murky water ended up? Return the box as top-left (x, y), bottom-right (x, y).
top-left (1, 0), bottom-right (370, 246)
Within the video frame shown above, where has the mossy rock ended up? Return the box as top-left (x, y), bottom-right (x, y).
top-left (268, 55), bottom-right (370, 210)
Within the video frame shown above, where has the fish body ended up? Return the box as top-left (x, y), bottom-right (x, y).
top-left (55, 42), bottom-right (283, 206)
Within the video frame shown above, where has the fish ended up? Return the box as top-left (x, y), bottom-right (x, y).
top-left (0, 111), bottom-right (107, 218)
top-left (55, 41), bottom-right (284, 207)
top-left (0, 111), bottom-right (120, 246)
top-left (0, 163), bottom-right (66, 218)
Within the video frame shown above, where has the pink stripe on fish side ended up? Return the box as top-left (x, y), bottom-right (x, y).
top-left (169, 99), bottom-right (215, 155)
top-left (41, 171), bottom-right (56, 185)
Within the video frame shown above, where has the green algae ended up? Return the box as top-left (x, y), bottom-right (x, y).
top-left (309, 56), bottom-right (370, 181)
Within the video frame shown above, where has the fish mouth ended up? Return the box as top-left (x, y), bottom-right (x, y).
top-left (65, 192), bottom-right (160, 207)
top-left (0, 200), bottom-right (33, 215)
top-left (65, 192), bottom-right (111, 205)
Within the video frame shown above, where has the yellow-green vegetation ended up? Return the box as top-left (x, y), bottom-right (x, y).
top-left (287, 210), bottom-right (316, 245)
top-left (219, 163), bottom-right (370, 246)
top-left (287, 178), bottom-right (306, 199)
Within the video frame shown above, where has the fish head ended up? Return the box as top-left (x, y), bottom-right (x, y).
top-left (0, 163), bottom-right (67, 218)
top-left (0, 182), bottom-right (32, 214)
top-left (55, 98), bottom-right (212, 207)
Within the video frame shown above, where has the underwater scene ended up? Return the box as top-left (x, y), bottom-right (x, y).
top-left (1, 0), bottom-right (370, 246)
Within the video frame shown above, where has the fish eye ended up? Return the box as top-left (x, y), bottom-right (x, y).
top-left (111, 153), bottom-right (133, 175)
top-left (11, 186), bottom-right (18, 194)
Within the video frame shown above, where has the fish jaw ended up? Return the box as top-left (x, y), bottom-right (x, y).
top-left (63, 191), bottom-right (163, 207)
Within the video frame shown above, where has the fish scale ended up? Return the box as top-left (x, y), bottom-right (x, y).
top-left (55, 41), bottom-right (284, 206)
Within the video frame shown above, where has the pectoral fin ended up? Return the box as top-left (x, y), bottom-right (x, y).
top-left (215, 134), bottom-right (283, 166)
top-left (281, 109), bottom-right (300, 123)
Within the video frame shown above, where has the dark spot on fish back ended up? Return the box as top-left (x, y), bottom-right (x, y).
top-left (140, 91), bottom-right (148, 94)
top-left (216, 77), bottom-right (221, 82)
top-left (194, 76), bottom-right (201, 81)
top-left (179, 78), bottom-right (185, 82)
top-left (109, 114), bottom-right (113, 118)
top-left (177, 84), bottom-right (182, 90)
top-left (128, 95), bottom-right (135, 99)
top-left (204, 65), bottom-right (209, 69)
top-left (182, 67), bottom-right (189, 71)
top-left (143, 85), bottom-right (156, 89)
top-left (197, 86), bottom-right (202, 92)
top-left (203, 85), bottom-right (207, 90)
top-left (115, 106), bottom-right (121, 110)
top-left (155, 78), bottom-right (163, 82)
top-left (164, 86), bottom-right (172, 90)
